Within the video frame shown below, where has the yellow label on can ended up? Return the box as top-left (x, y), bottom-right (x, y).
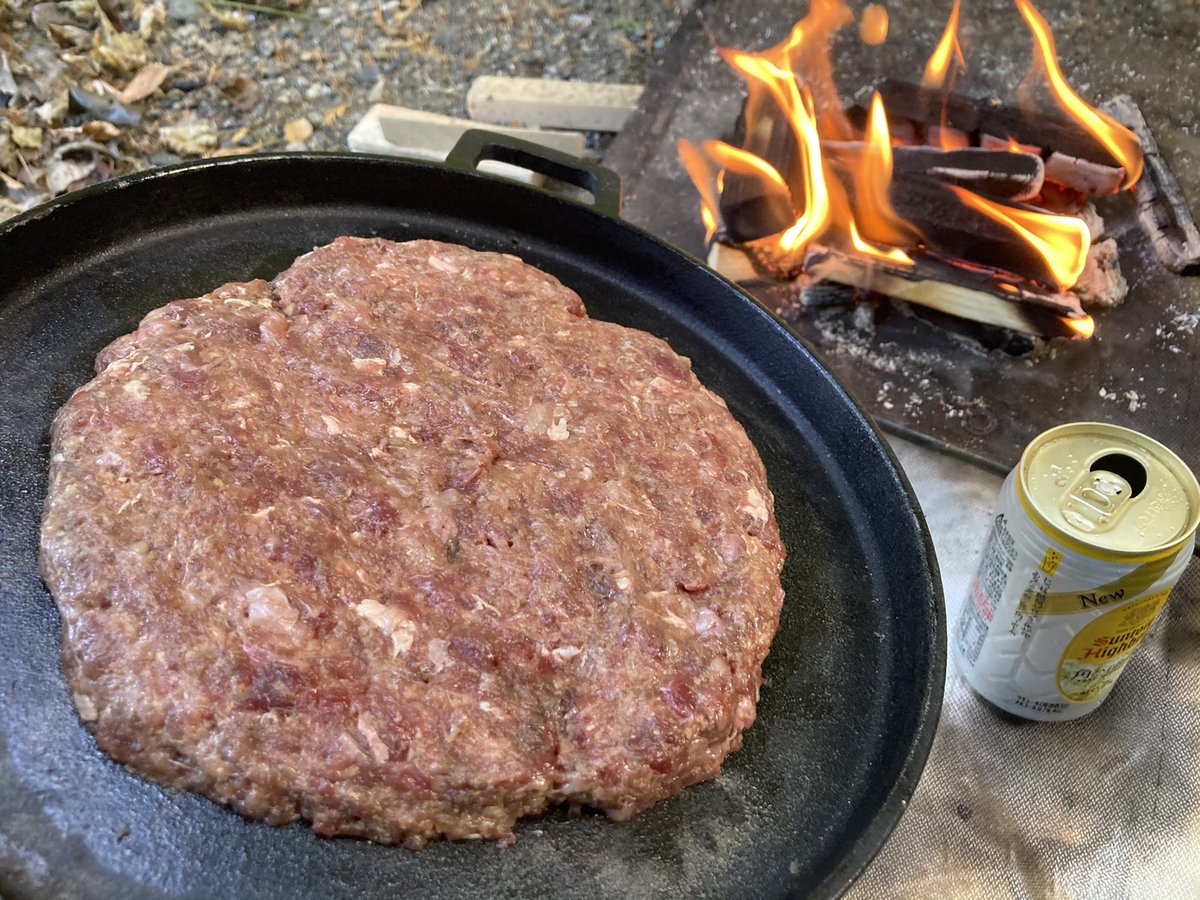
top-left (1039, 548), bottom-right (1063, 576)
top-left (1018, 550), bottom-right (1180, 616)
top-left (1056, 589), bottom-right (1172, 703)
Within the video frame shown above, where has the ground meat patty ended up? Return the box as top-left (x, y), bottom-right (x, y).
top-left (39, 237), bottom-right (786, 846)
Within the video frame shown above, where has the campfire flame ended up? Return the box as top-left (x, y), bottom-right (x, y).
top-left (1015, 0), bottom-right (1143, 187)
top-left (922, 0), bottom-right (965, 90)
top-left (682, 0), bottom-right (1146, 338)
top-left (850, 93), bottom-right (917, 263)
top-left (947, 185), bottom-right (1091, 290)
top-left (1065, 315), bottom-right (1096, 339)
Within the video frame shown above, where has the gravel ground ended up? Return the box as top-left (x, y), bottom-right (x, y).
top-left (0, 0), bottom-right (690, 222)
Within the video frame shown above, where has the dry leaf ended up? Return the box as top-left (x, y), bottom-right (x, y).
top-left (0, 50), bottom-right (16, 99)
top-left (46, 154), bottom-right (96, 194)
top-left (34, 91), bottom-right (70, 127)
top-left (209, 6), bottom-right (251, 32)
top-left (81, 120), bottom-right (123, 141)
top-left (284, 117), bottom-right (314, 144)
top-left (219, 74), bottom-right (261, 113)
top-left (138, 2), bottom-right (165, 39)
top-left (116, 62), bottom-right (171, 104)
top-left (10, 125), bottom-right (44, 149)
top-left (322, 103), bottom-right (350, 126)
top-left (47, 22), bottom-right (92, 49)
top-left (159, 120), bottom-right (218, 155)
top-left (91, 16), bottom-right (151, 75)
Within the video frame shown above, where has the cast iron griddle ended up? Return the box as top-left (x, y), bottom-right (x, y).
top-left (0, 147), bottom-right (943, 899)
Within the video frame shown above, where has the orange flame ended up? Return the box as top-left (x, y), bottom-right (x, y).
top-left (1066, 315), bottom-right (1096, 339)
top-left (1015, 0), bottom-right (1142, 187)
top-left (723, 41), bottom-right (833, 255)
top-left (702, 139), bottom-right (790, 193)
top-left (849, 220), bottom-right (915, 266)
top-left (678, 139), bottom-right (723, 242)
top-left (851, 92), bottom-right (917, 257)
top-left (922, 0), bottom-right (965, 89)
top-left (948, 184), bottom-right (1091, 290)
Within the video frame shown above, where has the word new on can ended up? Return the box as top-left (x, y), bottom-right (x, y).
top-left (952, 422), bottom-right (1200, 721)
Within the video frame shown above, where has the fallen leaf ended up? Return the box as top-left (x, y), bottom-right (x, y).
top-left (115, 62), bottom-right (171, 104)
top-left (91, 15), bottom-right (151, 75)
top-left (34, 91), bottom-right (70, 127)
top-left (209, 6), bottom-right (251, 32)
top-left (0, 50), bottom-right (18, 101)
top-left (81, 120), bottom-right (123, 141)
top-left (45, 153), bottom-right (96, 194)
top-left (284, 117), bottom-right (314, 144)
top-left (219, 74), bottom-right (261, 113)
top-left (10, 125), bottom-right (43, 149)
top-left (159, 120), bottom-right (218, 155)
top-left (138, 2), bottom-right (165, 39)
top-left (47, 22), bottom-right (92, 49)
top-left (322, 103), bottom-right (350, 126)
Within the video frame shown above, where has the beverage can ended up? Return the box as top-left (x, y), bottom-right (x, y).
top-left (952, 422), bottom-right (1200, 721)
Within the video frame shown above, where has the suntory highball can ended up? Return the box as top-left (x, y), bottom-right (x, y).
top-left (952, 422), bottom-right (1199, 721)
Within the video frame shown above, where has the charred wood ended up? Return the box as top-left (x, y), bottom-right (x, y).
top-left (861, 81), bottom-right (1127, 196)
top-left (876, 80), bottom-right (1118, 168)
top-left (886, 176), bottom-right (1069, 289)
top-left (825, 142), bottom-right (1044, 201)
top-left (1073, 238), bottom-right (1128, 308)
top-left (707, 241), bottom-right (1089, 340)
top-left (1102, 94), bottom-right (1200, 275)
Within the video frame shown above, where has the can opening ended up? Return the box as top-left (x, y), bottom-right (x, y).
top-left (1090, 453), bottom-right (1147, 498)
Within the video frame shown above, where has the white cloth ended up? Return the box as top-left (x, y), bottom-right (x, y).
top-left (848, 438), bottom-right (1200, 899)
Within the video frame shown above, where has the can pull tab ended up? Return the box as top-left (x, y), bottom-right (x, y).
top-left (1060, 453), bottom-right (1147, 533)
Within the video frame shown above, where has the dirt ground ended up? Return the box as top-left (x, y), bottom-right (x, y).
top-left (0, 0), bottom-right (690, 222)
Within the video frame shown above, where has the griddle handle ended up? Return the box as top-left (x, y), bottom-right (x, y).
top-left (445, 129), bottom-right (623, 218)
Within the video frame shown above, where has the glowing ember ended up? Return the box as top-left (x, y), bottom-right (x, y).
top-left (922, 0), bottom-right (965, 90)
top-left (947, 185), bottom-right (1091, 290)
top-left (1015, 0), bottom-right (1143, 187)
top-left (1066, 315), bottom-right (1096, 339)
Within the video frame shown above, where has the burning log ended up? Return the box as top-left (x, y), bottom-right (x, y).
top-left (707, 241), bottom-right (1090, 340)
top-left (825, 142), bottom-right (1044, 200)
top-left (719, 105), bottom-right (806, 246)
top-left (721, 107), bottom-right (1047, 244)
top-left (866, 80), bottom-right (1127, 196)
top-left (1101, 95), bottom-right (1200, 275)
top-left (885, 176), bottom-right (1082, 290)
top-left (977, 134), bottom-right (1123, 196)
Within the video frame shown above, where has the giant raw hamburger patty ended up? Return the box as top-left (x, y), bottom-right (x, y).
top-left (39, 237), bottom-right (786, 846)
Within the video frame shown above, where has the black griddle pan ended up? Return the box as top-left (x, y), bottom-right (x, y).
top-left (0, 133), bottom-right (944, 899)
